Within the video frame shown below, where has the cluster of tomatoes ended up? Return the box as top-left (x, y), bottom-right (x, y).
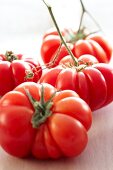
top-left (0, 0), bottom-right (113, 160)
top-left (40, 27), bottom-right (113, 111)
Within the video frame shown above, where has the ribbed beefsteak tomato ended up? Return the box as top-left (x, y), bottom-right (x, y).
top-left (41, 27), bottom-right (112, 66)
top-left (40, 56), bottom-right (113, 111)
top-left (0, 51), bottom-right (42, 96)
top-left (0, 82), bottom-right (92, 159)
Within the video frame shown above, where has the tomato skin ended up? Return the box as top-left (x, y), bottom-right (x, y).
top-left (41, 35), bottom-right (61, 64)
top-left (82, 67), bottom-right (107, 110)
top-left (40, 60), bottom-right (113, 111)
top-left (11, 60), bottom-right (32, 86)
top-left (0, 106), bottom-right (36, 157)
top-left (49, 43), bottom-right (74, 68)
top-left (42, 27), bottom-right (60, 39)
top-left (0, 53), bottom-right (42, 96)
top-left (31, 124), bottom-right (49, 159)
top-left (0, 82), bottom-right (92, 159)
top-left (0, 62), bottom-right (15, 96)
top-left (87, 34), bottom-right (112, 61)
top-left (52, 97), bottom-right (92, 130)
top-left (41, 28), bottom-right (112, 66)
top-left (93, 63), bottom-right (113, 106)
top-left (40, 66), bottom-right (63, 87)
top-left (48, 114), bottom-right (88, 157)
top-left (74, 39), bottom-right (108, 63)
top-left (41, 35), bottom-right (74, 67)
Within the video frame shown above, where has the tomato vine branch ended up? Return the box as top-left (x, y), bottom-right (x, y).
top-left (42, 0), bottom-right (78, 66)
top-left (78, 0), bottom-right (102, 33)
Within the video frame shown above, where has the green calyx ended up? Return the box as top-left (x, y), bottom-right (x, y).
top-left (25, 70), bottom-right (34, 80)
top-left (73, 30), bottom-right (86, 42)
top-left (25, 85), bottom-right (55, 128)
top-left (5, 51), bottom-right (18, 62)
top-left (64, 28), bottom-right (86, 44)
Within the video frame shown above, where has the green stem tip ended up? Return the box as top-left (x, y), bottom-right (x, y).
top-left (24, 85), bottom-right (56, 128)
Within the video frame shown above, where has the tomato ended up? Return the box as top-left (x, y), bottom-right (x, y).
top-left (0, 51), bottom-right (42, 97)
top-left (39, 57), bottom-right (113, 111)
top-left (40, 27), bottom-right (112, 66)
top-left (0, 82), bottom-right (92, 159)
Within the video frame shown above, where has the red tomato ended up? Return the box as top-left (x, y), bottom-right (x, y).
top-left (41, 27), bottom-right (112, 66)
top-left (0, 51), bottom-right (42, 96)
top-left (40, 57), bottom-right (113, 111)
top-left (0, 82), bottom-right (92, 159)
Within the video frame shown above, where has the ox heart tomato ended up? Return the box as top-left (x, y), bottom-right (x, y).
top-left (0, 82), bottom-right (92, 159)
top-left (41, 0), bottom-right (112, 67)
top-left (40, 0), bottom-right (113, 111)
top-left (41, 27), bottom-right (112, 67)
top-left (39, 55), bottom-right (113, 111)
top-left (0, 51), bottom-right (42, 97)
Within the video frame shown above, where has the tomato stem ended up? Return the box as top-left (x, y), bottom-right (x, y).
top-left (42, 0), bottom-right (78, 66)
top-left (25, 70), bottom-right (34, 80)
top-left (25, 85), bottom-right (55, 128)
top-left (5, 51), bottom-right (18, 62)
top-left (78, 0), bottom-right (102, 34)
